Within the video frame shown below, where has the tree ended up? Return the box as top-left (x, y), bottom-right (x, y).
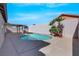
top-left (49, 17), bottom-right (64, 37)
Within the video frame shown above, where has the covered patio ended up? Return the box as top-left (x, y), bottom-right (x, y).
top-left (5, 23), bottom-right (29, 33)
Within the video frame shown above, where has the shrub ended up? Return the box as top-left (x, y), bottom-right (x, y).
top-left (49, 17), bottom-right (64, 36)
top-left (49, 26), bottom-right (61, 33)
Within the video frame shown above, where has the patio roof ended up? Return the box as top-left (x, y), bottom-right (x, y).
top-left (5, 23), bottom-right (28, 27)
top-left (49, 14), bottom-right (79, 25)
top-left (5, 23), bottom-right (28, 33)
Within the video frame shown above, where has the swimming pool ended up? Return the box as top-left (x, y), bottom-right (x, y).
top-left (20, 33), bottom-right (52, 40)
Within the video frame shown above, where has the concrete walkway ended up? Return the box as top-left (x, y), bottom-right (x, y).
top-left (39, 37), bottom-right (72, 56)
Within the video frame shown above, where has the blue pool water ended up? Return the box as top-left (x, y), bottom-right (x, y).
top-left (20, 33), bottom-right (52, 40)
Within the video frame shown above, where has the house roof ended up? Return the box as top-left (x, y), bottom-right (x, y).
top-left (5, 23), bottom-right (28, 28)
top-left (49, 14), bottom-right (79, 25)
top-left (0, 3), bottom-right (7, 22)
top-left (59, 14), bottom-right (79, 18)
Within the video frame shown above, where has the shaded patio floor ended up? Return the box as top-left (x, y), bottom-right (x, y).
top-left (73, 39), bottom-right (79, 56)
top-left (0, 33), bottom-right (50, 56)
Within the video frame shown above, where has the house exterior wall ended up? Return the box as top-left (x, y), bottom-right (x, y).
top-left (78, 19), bottom-right (79, 39)
top-left (0, 12), bottom-right (5, 48)
top-left (62, 17), bottom-right (79, 39)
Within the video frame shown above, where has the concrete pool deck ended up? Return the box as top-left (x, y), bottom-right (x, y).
top-left (39, 37), bottom-right (72, 56)
top-left (0, 32), bottom-right (72, 56)
top-left (0, 33), bottom-right (50, 56)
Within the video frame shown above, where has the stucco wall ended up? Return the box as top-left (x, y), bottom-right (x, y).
top-left (0, 12), bottom-right (5, 48)
top-left (29, 24), bottom-right (50, 35)
top-left (62, 17), bottom-right (78, 39)
top-left (78, 21), bottom-right (79, 39)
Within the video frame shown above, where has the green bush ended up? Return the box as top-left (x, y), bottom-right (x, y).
top-left (49, 26), bottom-right (61, 33)
top-left (51, 26), bottom-right (58, 33)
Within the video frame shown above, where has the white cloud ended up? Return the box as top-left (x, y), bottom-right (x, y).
top-left (12, 13), bottom-right (42, 21)
top-left (46, 3), bottom-right (68, 8)
top-left (46, 3), bottom-right (67, 8)
top-left (13, 3), bottom-right (41, 7)
top-left (9, 11), bottom-right (71, 25)
top-left (11, 11), bottom-right (63, 22)
top-left (46, 11), bottom-right (62, 16)
top-left (12, 3), bottom-right (68, 8)
top-left (45, 12), bottom-right (62, 16)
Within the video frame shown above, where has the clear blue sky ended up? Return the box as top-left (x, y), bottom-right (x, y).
top-left (7, 3), bottom-right (79, 25)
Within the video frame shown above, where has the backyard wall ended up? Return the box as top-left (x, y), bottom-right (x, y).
top-left (29, 24), bottom-right (50, 35)
top-left (0, 12), bottom-right (5, 48)
top-left (62, 17), bottom-right (78, 39)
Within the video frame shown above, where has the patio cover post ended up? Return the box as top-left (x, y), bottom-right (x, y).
top-left (16, 25), bottom-right (18, 33)
top-left (22, 25), bottom-right (24, 33)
